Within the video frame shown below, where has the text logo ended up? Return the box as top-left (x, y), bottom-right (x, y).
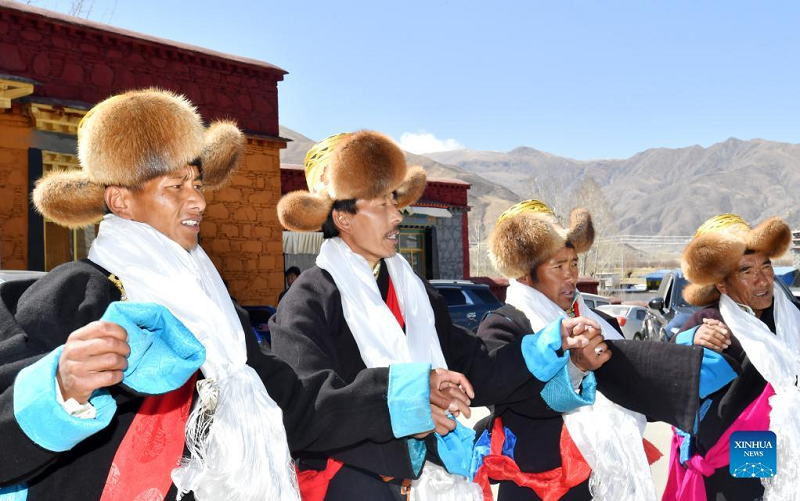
top-left (729, 431), bottom-right (776, 478)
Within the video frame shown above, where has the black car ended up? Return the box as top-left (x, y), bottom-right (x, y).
top-left (644, 267), bottom-right (799, 342)
top-left (430, 280), bottom-right (503, 332)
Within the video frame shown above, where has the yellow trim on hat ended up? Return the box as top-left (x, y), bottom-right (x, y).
top-left (303, 132), bottom-right (350, 195)
top-left (694, 213), bottom-right (751, 237)
top-left (498, 199), bottom-right (555, 224)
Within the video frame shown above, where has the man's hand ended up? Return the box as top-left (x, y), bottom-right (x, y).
top-left (414, 368), bottom-right (475, 437)
top-left (693, 318), bottom-right (731, 352)
top-left (57, 321), bottom-right (130, 403)
top-left (561, 317), bottom-right (611, 371)
top-left (560, 317), bottom-right (602, 351)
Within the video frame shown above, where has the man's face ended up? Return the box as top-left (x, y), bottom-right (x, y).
top-left (532, 246), bottom-right (580, 310)
top-left (124, 165), bottom-right (206, 251)
top-left (286, 273), bottom-right (299, 287)
top-left (336, 193), bottom-right (403, 264)
top-left (718, 252), bottom-right (774, 313)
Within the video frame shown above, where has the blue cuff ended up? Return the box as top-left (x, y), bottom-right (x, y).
top-left (408, 438), bottom-right (427, 476)
top-left (698, 348), bottom-right (737, 398)
top-left (541, 364), bottom-right (596, 412)
top-left (676, 427), bottom-right (693, 465)
top-left (675, 326), bottom-right (698, 346)
top-left (521, 319), bottom-right (568, 381)
top-left (102, 302), bottom-right (205, 395)
top-left (388, 362), bottom-right (434, 438)
top-left (0, 483), bottom-right (27, 501)
top-left (436, 418), bottom-right (476, 479)
top-left (13, 347), bottom-right (116, 452)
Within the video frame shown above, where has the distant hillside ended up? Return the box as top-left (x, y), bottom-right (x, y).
top-left (429, 138), bottom-right (800, 235)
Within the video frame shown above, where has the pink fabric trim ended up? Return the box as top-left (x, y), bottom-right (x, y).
top-left (661, 384), bottom-right (775, 501)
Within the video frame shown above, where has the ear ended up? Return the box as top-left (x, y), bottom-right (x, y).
top-left (104, 186), bottom-right (132, 218)
top-left (332, 208), bottom-right (353, 236)
top-left (517, 273), bottom-right (534, 287)
top-left (715, 280), bottom-right (728, 296)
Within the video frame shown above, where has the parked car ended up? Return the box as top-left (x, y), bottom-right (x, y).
top-left (579, 292), bottom-right (611, 309)
top-left (596, 304), bottom-right (648, 340)
top-left (431, 280), bottom-right (503, 332)
top-left (644, 268), bottom-right (800, 342)
top-left (643, 269), bottom-right (699, 342)
top-left (0, 270), bottom-right (46, 283)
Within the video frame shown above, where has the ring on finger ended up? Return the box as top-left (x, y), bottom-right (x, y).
top-left (594, 346), bottom-right (604, 356)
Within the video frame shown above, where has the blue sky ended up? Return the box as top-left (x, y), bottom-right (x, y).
top-left (33, 0), bottom-right (800, 159)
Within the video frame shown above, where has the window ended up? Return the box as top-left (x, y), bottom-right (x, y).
top-left (398, 229), bottom-right (426, 277)
top-left (472, 288), bottom-right (501, 306)
top-left (584, 299), bottom-right (595, 309)
top-left (438, 288), bottom-right (473, 307)
top-left (41, 151), bottom-right (98, 271)
top-left (636, 309), bottom-right (647, 321)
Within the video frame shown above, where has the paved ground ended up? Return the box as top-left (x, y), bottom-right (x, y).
top-left (462, 407), bottom-right (672, 499)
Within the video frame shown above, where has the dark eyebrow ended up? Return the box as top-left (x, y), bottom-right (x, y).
top-left (763, 258), bottom-right (772, 266)
top-left (739, 264), bottom-right (752, 272)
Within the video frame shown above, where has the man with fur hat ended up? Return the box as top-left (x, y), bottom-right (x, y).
top-left (472, 200), bottom-right (707, 501)
top-left (663, 214), bottom-right (800, 501)
top-left (271, 133), bottom-right (606, 501)
top-left (0, 90), bottom-right (470, 501)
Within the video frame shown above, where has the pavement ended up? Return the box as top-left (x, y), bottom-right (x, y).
top-left (462, 407), bottom-right (673, 499)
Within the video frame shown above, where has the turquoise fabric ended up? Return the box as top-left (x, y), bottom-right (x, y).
top-left (13, 347), bottom-right (116, 452)
top-left (520, 319), bottom-right (567, 382)
top-left (102, 302), bottom-right (205, 395)
top-left (435, 417), bottom-right (476, 478)
top-left (387, 362), bottom-right (434, 438)
top-left (674, 326), bottom-right (737, 398)
top-left (0, 484), bottom-right (27, 501)
top-left (540, 365), bottom-right (597, 412)
top-left (408, 438), bottom-right (427, 476)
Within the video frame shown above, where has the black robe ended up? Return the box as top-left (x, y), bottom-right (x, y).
top-left (674, 301), bottom-right (795, 501)
top-left (0, 259), bottom-right (400, 500)
top-left (477, 303), bottom-right (704, 501)
top-left (269, 263), bottom-right (547, 501)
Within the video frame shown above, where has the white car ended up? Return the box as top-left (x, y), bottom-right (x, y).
top-left (597, 304), bottom-right (648, 340)
top-left (0, 270), bottom-right (46, 284)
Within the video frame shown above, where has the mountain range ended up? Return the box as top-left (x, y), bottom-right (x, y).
top-left (280, 127), bottom-right (800, 241)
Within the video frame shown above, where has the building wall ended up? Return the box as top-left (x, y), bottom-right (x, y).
top-left (201, 138), bottom-right (285, 305)
top-left (433, 207), bottom-right (465, 279)
top-left (0, 105), bottom-right (32, 270)
top-left (0, 2), bottom-right (287, 305)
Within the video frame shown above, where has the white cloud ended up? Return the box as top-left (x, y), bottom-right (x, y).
top-left (398, 131), bottom-right (464, 154)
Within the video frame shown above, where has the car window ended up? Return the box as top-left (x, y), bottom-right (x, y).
top-left (635, 309), bottom-right (647, 320)
top-left (663, 276), bottom-right (674, 311)
top-left (438, 288), bottom-right (473, 306)
top-left (584, 299), bottom-right (595, 309)
top-left (472, 288), bottom-right (501, 306)
top-left (596, 300), bottom-right (610, 307)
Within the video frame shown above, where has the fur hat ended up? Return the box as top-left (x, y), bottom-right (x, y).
top-left (488, 199), bottom-right (595, 278)
top-left (681, 213), bottom-right (792, 306)
top-left (277, 130), bottom-right (427, 232)
top-left (32, 88), bottom-right (243, 228)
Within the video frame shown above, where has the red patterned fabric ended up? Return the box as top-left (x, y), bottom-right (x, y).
top-left (100, 374), bottom-right (197, 501)
top-left (474, 418), bottom-right (592, 501)
top-left (297, 458), bottom-right (345, 501)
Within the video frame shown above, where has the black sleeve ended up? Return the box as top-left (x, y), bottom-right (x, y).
top-left (426, 287), bottom-right (545, 408)
top-left (0, 261), bottom-right (122, 486)
top-left (595, 339), bottom-right (703, 431)
top-left (266, 270), bottom-right (413, 478)
top-left (475, 309), bottom-right (562, 418)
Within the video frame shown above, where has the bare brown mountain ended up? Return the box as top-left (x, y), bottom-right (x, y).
top-left (429, 138), bottom-right (800, 235)
top-left (278, 126), bottom-right (520, 243)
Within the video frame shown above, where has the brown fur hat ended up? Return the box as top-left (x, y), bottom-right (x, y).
top-left (489, 200), bottom-right (595, 278)
top-left (681, 214), bottom-right (792, 305)
top-left (277, 130), bottom-right (427, 232)
top-left (33, 88), bottom-right (243, 228)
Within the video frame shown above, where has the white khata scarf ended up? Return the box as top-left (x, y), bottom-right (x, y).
top-left (316, 237), bottom-right (482, 501)
top-left (89, 214), bottom-right (300, 501)
top-left (504, 279), bottom-right (656, 501)
top-left (719, 284), bottom-right (800, 501)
